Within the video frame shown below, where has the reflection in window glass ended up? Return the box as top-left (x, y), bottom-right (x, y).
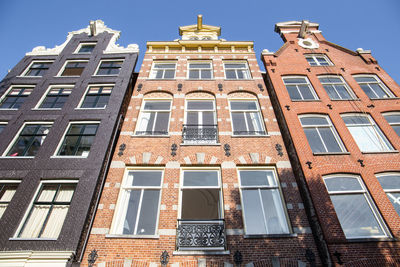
top-left (377, 173), bottom-right (400, 216)
top-left (57, 123), bottom-right (99, 156)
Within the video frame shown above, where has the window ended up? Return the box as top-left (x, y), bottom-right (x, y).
top-left (149, 62), bottom-right (176, 79)
top-left (135, 100), bottom-right (171, 136)
top-left (376, 173), bottom-right (400, 216)
top-left (0, 86), bottom-right (34, 109)
top-left (342, 114), bottom-right (393, 152)
top-left (22, 61), bottom-right (52, 77)
top-left (299, 115), bottom-right (346, 153)
top-left (318, 76), bottom-right (355, 100)
top-left (354, 75), bottom-right (394, 99)
top-left (17, 182), bottom-right (76, 239)
top-left (95, 60), bottom-right (123, 76)
top-left (305, 54), bottom-right (333, 66)
top-left (111, 170), bottom-right (162, 236)
top-left (283, 77), bottom-right (318, 101)
top-left (229, 100), bottom-right (265, 135)
top-left (188, 62), bottom-right (213, 79)
top-left (0, 182), bottom-right (19, 219)
top-left (180, 169), bottom-right (222, 220)
top-left (183, 100), bottom-right (217, 143)
top-left (75, 43), bottom-right (96, 54)
top-left (38, 86), bottom-right (73, 109)
top-left (324, 175), bottom-right (389, 239)
top-left (383, 113), bottom-right (400, 137)
top-left (0, 123), bottom-right (6, 134)
top-left (5, 123), bottom-right (52, 157)
top-left (239, 169), bottom-right (290, 235)
top-left (59, 61), bottom-right (87, 76)
top-left (224, 62), bottom-right (251, 80)
top-left (79, 85), bottom-right (113, 109)
top-left (56, 123), bottom-right (99, 157)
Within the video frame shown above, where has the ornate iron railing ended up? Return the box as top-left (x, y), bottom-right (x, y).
top-left (182, 124), bottom-right (218, 143)
top-left (233, 130), bottom-right (266, 136)
top-left (135, 130), bottom-right (168, 136)
top-left (176, 219), bottom-right (226, 250)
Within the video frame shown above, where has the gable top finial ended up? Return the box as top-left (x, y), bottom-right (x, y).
top-left (179, 15), bottom-right (221, 40)
top-left (197, 14), bottom-right (203, 30)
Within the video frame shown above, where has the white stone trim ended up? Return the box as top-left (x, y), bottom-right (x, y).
top-left (0, 251), bottom-right (74, 267)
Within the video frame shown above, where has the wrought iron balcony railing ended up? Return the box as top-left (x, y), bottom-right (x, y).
top-left (135, 130), bottom-right (168, 136)
top-left (182, 124), bottom-right (218, 144)
top-left (233, 130), bottom-right (266, 136)
top-left (176, 219), bottom-right (226, 250)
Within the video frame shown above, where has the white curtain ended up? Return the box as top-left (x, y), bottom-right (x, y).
top-left (41, 205), bottom-right (69, 238)
top-left (1, 188), bottom-right (16, 201)
top-left (56, 187), bottom-right (74, 202)
top-left (19, 205), bottom-right (50, 238)
top-left (38, 188), bottom-right (56, 202)
top-left (0, 204), bottom-right (7, 218)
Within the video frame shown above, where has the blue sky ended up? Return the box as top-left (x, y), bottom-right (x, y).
top-left (1, 0), bottom-right (399, 82)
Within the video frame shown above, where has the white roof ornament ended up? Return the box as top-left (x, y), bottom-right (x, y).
top-left (298, 20), bottom-right (309, 38)
top-left (27, 20), bottom-right (139, 56)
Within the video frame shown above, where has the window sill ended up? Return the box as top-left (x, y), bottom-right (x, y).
top-left (330, 98), bottom-right (360, 101)
top-left (105, 234), bottom-right (159, 239)
top-left (92, 75), bottom-right (119, 77)
top-left (32, 108), bottom-right (62, 111)
top-left (244, 233), bottom-right (297, 238)
top-left (16, 76), bottom-right (41, 78)
top-left (55, 76), bottom-right (81, 78)
top-left (224, 79), bottom-right (253, 81)
top-left (0, 108), bottom-right (18, 111)
top-left (132, 134), bottom-right (170, 138)
top-left (146, 79), bottom-right (176, 81)
top-left (9, 237), bottom-right (57, 241)
top-left (291, 99), bottom-right (321, 102)
top-left (173, 250), bottom-right (230, 256)
top-left (369, 97), bottom-right (400, 100)
top-left (313, 152), bottom-right (351, 156)
top-left (0, 156), bottom-right (34, 159)
top-left (345, 237), bottom-right (397, 243)
top-left (361, 150), bottom-right (398, 154)
top-left (231, 134), bottom-right (269, 138)
top-left (50, 155), bottom-right (89, 159)
top-left (185, 79), bottom-right (216, 81)
top-left (181, 142), bottom-right (221, 146)
top-left (75, 107), bottom-right (107, 110)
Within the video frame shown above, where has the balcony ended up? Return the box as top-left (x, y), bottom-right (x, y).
top-left (135, 130), bottom-right (168, 136)
top-left (176, 219), bottom-right (226, 251)
top-left (182, 124), bottom-right (218, 144)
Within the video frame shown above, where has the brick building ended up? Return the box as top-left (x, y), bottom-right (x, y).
top-left (82, 16), bottom-right (323, 267)
top-left (0, 20), bottom-right (138, 266)
top-left (262, 21), bottom-right (400, 266)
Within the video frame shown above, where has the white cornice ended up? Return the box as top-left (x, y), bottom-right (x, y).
top-left (0, 251), bottom-right (74, 267)
top-left (26, 20), bottom-right (138, 56)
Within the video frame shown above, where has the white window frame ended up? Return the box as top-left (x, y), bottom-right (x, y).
top-left (20, 60), bottom-right (53, 77)
top-left (76, 83), bottom-right (115, 110)
top-left (109, 167), bottom-right (164, 238)
top-left (383, 112), bottom-right (400, 137)
top-left (238, 167), bottom-right (291, 236)
top-left (12, 179), bottom-right (77, 240)
top-left (342, 113), bottom-right (394, 153)
top-left (2, 121), bottom-right (53, 158)
top-left (376, 172), bottom-right (400, 217)
top-left (93, 59), bottom-right (124, 76)
top-left (323, 174), bottom-right (390, 239)
top-left (223, 61), bottom-right (251, 80)
top-left (282, 76), bottom-right (319, 101)
top-left (305, 54), bottom-right (333, 66)
top-left (0, 85), bottom-right (35, 110)
top-left (353, 74), bottom-right (395, 99)
top-left (0, 180), bottom-right (20, 219)
top-left (56, 60), bottom-right (88, 77)
top-left (149, 61), bottom-right (177, 79)
top-left (74, 42), bottom-right (97, 54)
top-left (34, 84), bottom-right (74, 110)
top-left (318, 75), bottom-right (356, 100)
top-left (178, 167), bottom-right (224, 220)
top-left (299, 114), bottom-right (346, 154)
top-left (228, 99), bottom-right (266, 136)
top-left (52, 121), bottom-right (100, 158)
top-left (134, 99), bottom-right (172, 136)
top-left (187, 61), bottom-right (213, 79)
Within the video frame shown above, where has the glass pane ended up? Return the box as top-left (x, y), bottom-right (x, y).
top-left (320, 77), bottom-right (341, 83)
top-left (0, 185), bottom-right (17, 201)
top-left (164, 70), bottom-right (175, 79)
top-left (81, 96), bottom-right (97, 108)
top-left (154, 112), bottom-right (170, 133)
top-left (242, 189), bottom-right (267, 234)
top-left (181, 189), bottom-right (219, 219)
top-left (323, 84), bottom-right (340, 100)
top-left (19, 205), bottom-right (50, 238)
top-left (306, 58), bottom-right (317, 66)
top-left (96, 95), bottom-right (110, 108)
top-left (230, 102), bottom-right (257, 110)
top-left (136, 190), bottom-right (160, 235)
top-left (300, 117), bottom-right (328, 126)
top-left (225, 70), bottom-right (236, 79)
top-left (316, 57), bottom-right (329, 65)
top-left (225, 64), bottom-right (246, 68)
top-left (55, 185), bottom-right (75, 202)
top-left (354, 77), bottom-right (377, 83)
top-left (183, 171), bottom-right (218, 187)
top-left (25, 136), bottom-right (45, 156)
top-left (186, 112), bottom-right (198, 125)
top-left (41, 205), bottom-right (69, 238)
top-left (342, 116), bottom-right (370, 125)
top-left (386, 192), bottom-right (400, 216)
top-left (360, 84), bottom-right (376, 98)
top-left (130, 171), bottom-right (162, 187)
top-left (0, 125), bottom-right (5, 134)
top-left (286, 85), bottom-right (301, 100)
top-left (75, 136), bottom-right (95, 156)
top-left (304, 128), bottom-right (326, 153)
top-left (331, 194), bottom-right (385, 238)
top-left (145, 112), bottom-right (155, 132)
top-left (393, 125), bottom-right (400, 137)
top-left (187, 101), bottom-right (213, 110)
top-left (319, 127), bottom-right (342, 152)
top-left (189, 70), bottom-right (199, 79)
top-left (231, 113), bottom-right (247, 133)
top-left (201, 70), bottom-right (211, 79)
top-left (154, 64), bottom-right (175, 69)
top-left (260, 189), bottom-right (289, 234)
top-left (83, 124), bottom-right (98, 135)
top-left (68, 125), bottom-right (84, 135)
top-left (190, 63), bottom-right (210, 69)
top-left (324, 177), bottom-right (362, 192)
top-left (202, 112), bottom-right (214, 125)
top-left (240, 171), bottom-right (276, 186)
top-left (377, 175), bottom-right (400, 190)
top-left (348, 126), bottom-right (390, 152)
top-left (298, 85), bottom-right (315, 100)
top-left (123, 190), bottom-right (141, 234)
top-left (144, 101), bottom-right (171, 110)
top-left (370, 83), bottom-right (389, 98)
top-left (336, 85), bottom-right (352, 99)
top-left (283, 78), bottom-right (306, 84)
top-left (384, 114), bottom-right (400, 124)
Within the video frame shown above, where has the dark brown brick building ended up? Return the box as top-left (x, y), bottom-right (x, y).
top-left (262, 20), bottom-right (400, 266)
top-left (83, 16), bottom-right (321, 267)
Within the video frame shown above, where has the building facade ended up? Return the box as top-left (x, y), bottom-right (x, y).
top-left (83, 16), bottom-right (322, 267)
top-left (262, 21), bottom-right (400, 266)
top-left (0, 20), bottom-right (138, 266)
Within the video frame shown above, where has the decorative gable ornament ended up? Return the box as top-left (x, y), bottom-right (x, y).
top-left (298, 38), bottom-right (319, 49)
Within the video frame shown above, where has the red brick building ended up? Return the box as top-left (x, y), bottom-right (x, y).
top-left (262, 21), bottom-right (400, 266)
top-left (82, 16), bottom-right (322, 267)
